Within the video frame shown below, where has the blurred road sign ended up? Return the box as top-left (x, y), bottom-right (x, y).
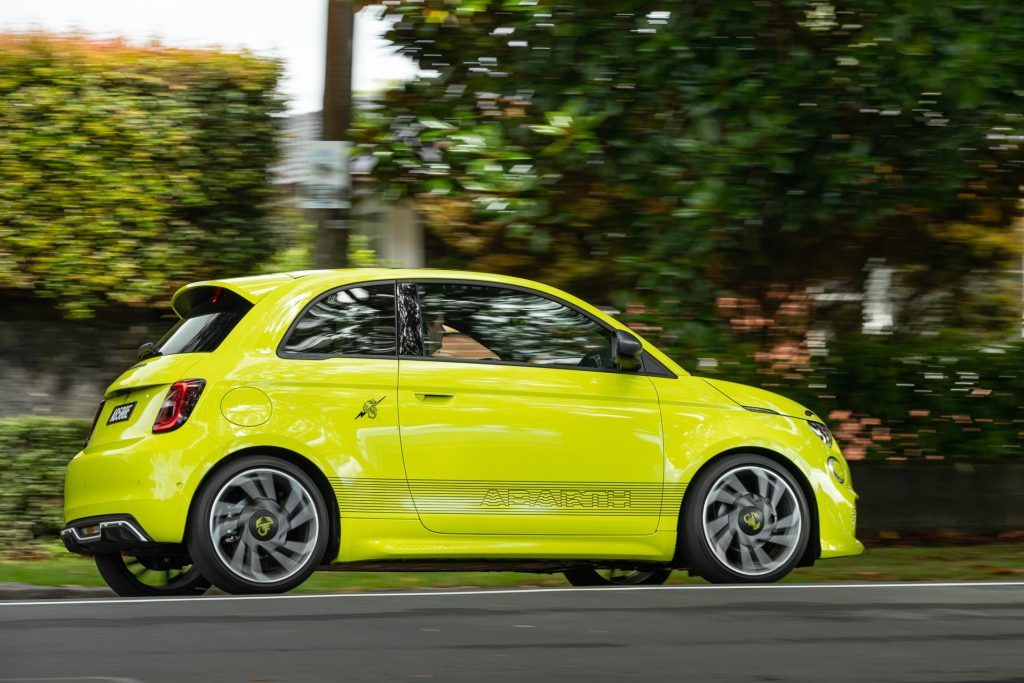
top-left (300, 141), bottom-right (350, 209)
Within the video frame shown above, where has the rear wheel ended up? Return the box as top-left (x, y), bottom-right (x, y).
top-left (187, 456), bottom-right (329, 595)
top-left (564, 567), bottom-right (672, 587)
top-left (95, 552), bottom-right (210, 597)
top-left (681, 454), bottom-right (810, 584)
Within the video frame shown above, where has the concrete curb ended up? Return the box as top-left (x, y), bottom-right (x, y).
top-left (0, 582), bottom-right (114, 600)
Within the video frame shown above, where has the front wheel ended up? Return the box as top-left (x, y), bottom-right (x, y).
top-left (95, 552), bottom-right (210, 597)
top-left (564, 567), bottom-right (672, 587)
top-left (681, 454), bottom-right (810, 584)
top-left (187, 457), bottom-right (330, 595)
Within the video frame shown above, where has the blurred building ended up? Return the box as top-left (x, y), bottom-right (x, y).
top-left (273, 107), bottom-right (424, 268)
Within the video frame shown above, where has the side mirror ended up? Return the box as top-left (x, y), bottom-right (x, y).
top-left (137, 341), bottom-right (162, 361)
top-left (612, 329), bottom-right (642, 371)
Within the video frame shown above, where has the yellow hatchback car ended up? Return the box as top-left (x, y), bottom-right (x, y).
top-left (62, 269), bottom-right (861, 596)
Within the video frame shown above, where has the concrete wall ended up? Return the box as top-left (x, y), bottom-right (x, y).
top-left (0, 310), bottom-right (166, 418)
top-left (850, 461), bottom-right (1024, 536)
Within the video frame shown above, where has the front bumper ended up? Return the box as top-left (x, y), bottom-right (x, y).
top-left (814, 442), bottom-right (864, 559)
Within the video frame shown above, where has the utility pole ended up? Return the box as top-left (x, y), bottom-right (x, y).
top-left (314, 0), bottom-right (354, 268)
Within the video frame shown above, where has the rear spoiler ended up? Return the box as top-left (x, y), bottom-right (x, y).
top-left (170, 272), bottom-right (310, 318)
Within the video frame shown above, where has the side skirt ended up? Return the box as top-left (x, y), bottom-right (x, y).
top-left (320, 559), bottom-right (682, 573)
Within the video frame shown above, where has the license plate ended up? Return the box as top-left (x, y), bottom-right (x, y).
top-left (106, 402), bottom-right (137, 425)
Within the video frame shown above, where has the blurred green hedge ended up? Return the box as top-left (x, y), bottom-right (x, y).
top-left (1, 338), bottom-right (1020, 548)
top-left (0, 418), bottom-right (88, 549)
top-left (0, 34), bottom-right (284, 318)
top-left (698, 336), bottom-right (1024, 462)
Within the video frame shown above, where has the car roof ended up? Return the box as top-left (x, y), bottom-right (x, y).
top-left (173, 268), bottom-right (581, 314)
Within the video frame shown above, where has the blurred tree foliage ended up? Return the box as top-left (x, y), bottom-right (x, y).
top-left (698, 334), bottom-right (1024, 460)
top-left (357, 0), bottom-right (1024, 349)
top-left (0, 35), bottom-right (284, 317)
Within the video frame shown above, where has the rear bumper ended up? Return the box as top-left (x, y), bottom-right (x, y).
top-left (63, 435), bottom-right (225, 545)
top-left (61, 514), bottom-right (158, 555)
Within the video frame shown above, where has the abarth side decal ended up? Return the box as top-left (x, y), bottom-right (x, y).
top-left (328, 478), bottom-right (687, 517)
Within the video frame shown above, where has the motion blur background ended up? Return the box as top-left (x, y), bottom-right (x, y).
top-left (1, 1), bottom-right (1022, 555)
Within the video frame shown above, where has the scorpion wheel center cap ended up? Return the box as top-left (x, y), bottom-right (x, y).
top-left (738, 507), bottom-right (765, 536)
top-left (249, 511), bottom-right (278, 540)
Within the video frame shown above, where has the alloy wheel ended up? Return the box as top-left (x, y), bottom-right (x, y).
top-left (564, 566), bottom-right (672, 587)
top-left (701, 465), bottom-right (803, 577)
top-left (94, 552), bottom-right (210, 597)
top-left (595, 569), bottom-right (665, 585)
top-left (209, 467), bottom-right (320, 584)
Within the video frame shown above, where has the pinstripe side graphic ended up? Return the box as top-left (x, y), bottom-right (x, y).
top-left (661, 482), bottom-right (688, 517)
top-left (328, 478), bottom-right (687, 517)
top-left (329, 478), bottom-right (415, 514)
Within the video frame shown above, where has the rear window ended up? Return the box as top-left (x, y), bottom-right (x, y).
top-left (156, 288), bottom-right (253, 356)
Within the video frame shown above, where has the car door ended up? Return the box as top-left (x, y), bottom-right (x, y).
top-left (396, 280), bottom-right (664, 536)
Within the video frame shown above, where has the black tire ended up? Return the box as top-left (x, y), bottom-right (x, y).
top-left (187, 456), bottom-right (330, 595)
top-left (564, 567), bottom-right (672, 587)
top-left (681, 454), bottom-right (810, 584)
top-left (95, 552), bottom-right (210, 597)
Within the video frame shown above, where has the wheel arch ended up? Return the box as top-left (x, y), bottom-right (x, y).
top-left (673, 446), bottom-right (820, 568)
top-left (185, 445), bottom-right (341, 567)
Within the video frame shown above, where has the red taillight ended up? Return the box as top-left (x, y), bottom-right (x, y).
top-left (152, 379), bottom-right (206, 433)
top-left (84, 399), bottom-right (106, 447)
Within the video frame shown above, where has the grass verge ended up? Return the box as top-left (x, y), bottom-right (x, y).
top-left (1, 543), bottom-right (1022, 593)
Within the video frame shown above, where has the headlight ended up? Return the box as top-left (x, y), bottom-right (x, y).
top-left (806, 420), bottom-right (833, 447)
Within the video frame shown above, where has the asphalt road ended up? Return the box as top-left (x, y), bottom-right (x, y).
top-left (1, 582), bottom-right (1023, 683)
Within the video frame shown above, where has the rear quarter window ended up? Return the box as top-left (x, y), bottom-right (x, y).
top-left (280, 283), bottom-right (397, 358)
top-left (157, 288), bottom-right (253, 355)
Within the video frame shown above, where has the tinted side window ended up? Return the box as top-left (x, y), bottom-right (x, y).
top-left (282, 283), bottom-right (396, 357)
top-left (157, 288), bottom-right (253, 356)
top-left (410, 283), bottom-right (615, 370)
